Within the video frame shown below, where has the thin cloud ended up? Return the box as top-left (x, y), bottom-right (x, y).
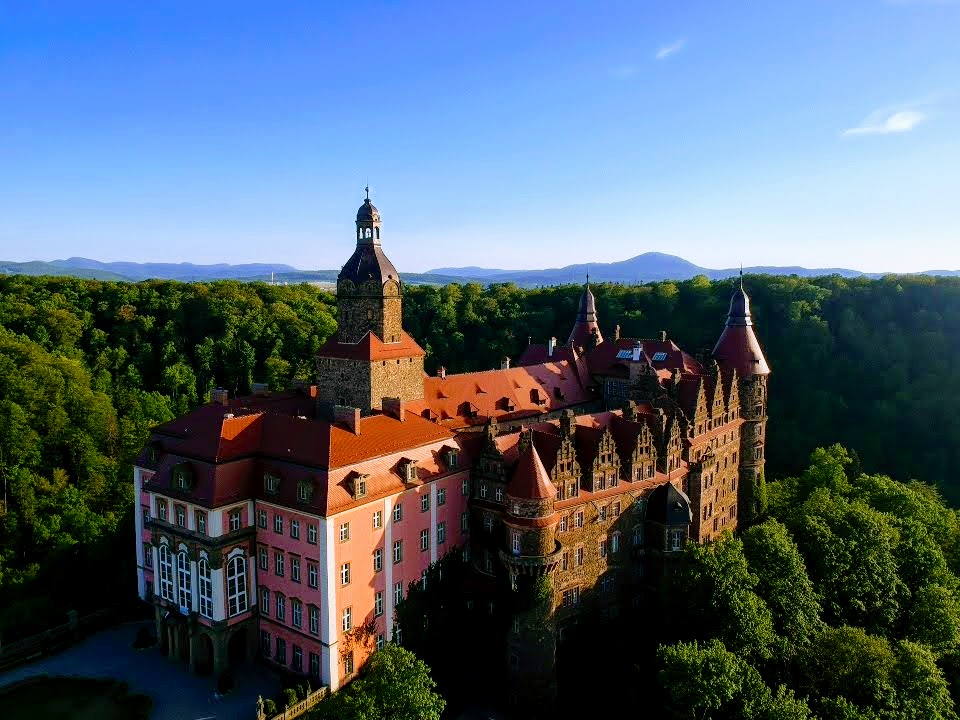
top-left (610, 65), bottom-right (639, 78)
top-left (655, 39), bottom-right (686, 61)
top-left (843, 109), bottom-right (926, 136)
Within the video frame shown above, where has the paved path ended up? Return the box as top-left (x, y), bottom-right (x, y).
top-left (0, 621), bottom-right (280, 720)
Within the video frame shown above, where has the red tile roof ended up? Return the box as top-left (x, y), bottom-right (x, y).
top-left (508, 444), bottom-right (557, 500)
top-left (588, 337), bottom-right (703, 380)
top-left (316, 329), bottom-right (426, 361)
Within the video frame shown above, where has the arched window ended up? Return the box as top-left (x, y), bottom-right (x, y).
top-left (158, 545), bottom-right (174, 602)
top-left (375, 227), bottom-right (380, 239)
top-left (198, 559), bottom-right (212, 618)
top-left (226, 555), bottom-right (248, 616)
top-left (177, 551), bottom-right (192, 610)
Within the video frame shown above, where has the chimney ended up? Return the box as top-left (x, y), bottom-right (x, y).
top-left (660, 330), bottom-right (667, 342)
top-left (624, 400), bottom-right (638, 422)
top-left (333, 405), bottom-right (361, 435)
top-left (614, 324), bottom-right (621, 341)
top-left (632, 341), bottom-right (643, 362)
top-left (548, 337), bottom-right (556, 357)
top-left (501, 356), bottom-right (511, 370)
top-left (518, 428), bottom-right (532, 453)
top-left (211, 388), bottom-right (229, 406)
top-left (382, 397), bottom-right (406, 421)
top-left (438, 366), bottom-right (447, 380)
top-left (560, 409), bottom-right (576, 438)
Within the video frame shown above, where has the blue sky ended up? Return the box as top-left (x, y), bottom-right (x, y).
top-left (1, 1), bottom-right (958, 272)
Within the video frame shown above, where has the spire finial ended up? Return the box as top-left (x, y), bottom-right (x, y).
top-left (739, 264), bottom-right (744, 289)
top-left (365, 184), bottom-right (370, 201)
top-left (586, 271), bottom-right (590, 287)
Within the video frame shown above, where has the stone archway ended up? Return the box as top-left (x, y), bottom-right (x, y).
top-left (192, 632), bottom-right (215, 675)
top-left (227, 627), bottom-right (248, 670)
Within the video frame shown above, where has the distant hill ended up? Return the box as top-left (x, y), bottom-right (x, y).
top-left (3, 252), bottom-right (958, 285)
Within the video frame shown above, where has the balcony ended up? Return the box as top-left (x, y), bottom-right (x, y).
top-left (144, 516), bottom-right (256, 548)
top-left (499, 542), bottom-right (565, 590)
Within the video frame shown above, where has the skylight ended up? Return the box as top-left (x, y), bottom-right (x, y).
top-left (616, 350), bottom-right (633, 360)
top-left (652, 351), bottom-right (668, 362)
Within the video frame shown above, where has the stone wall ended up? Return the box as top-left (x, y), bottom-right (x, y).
top-left (370, 355), bottom-right (425, 407)
top-left (316, 358), bottom-right (372, 411)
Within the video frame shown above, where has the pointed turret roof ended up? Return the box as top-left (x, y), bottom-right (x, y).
top-left (712, 275), bottom-right (770, 377)
top-left (568, 276), bottom-right (603, 349)
top-left (509, 442), bottom-right (557, 500)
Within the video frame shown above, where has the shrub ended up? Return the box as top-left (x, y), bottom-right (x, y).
top-left (284, 687), bottom-right (298, 708)
top-left (296, 683), bottom-right (306, 700)
top-left (263, 698), bottom-right (277, 716)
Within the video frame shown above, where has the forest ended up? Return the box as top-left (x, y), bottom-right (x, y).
top-left (0, 273), bottom-right (958, 667)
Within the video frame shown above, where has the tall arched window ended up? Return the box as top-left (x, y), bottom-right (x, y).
top-left (177, 551), bottom-right (191, 610)
top-left (198, 559), bottom-right (213, 618)
top-left (158, 545), bottom-right (174, 602)
top-left (226, 555), bottom-right (248, 617)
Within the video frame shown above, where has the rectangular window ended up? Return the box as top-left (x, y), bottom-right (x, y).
top-left (462, 478), bottom-right (469, 496)
top-left (421, 494), bottom-right (430, 513)
top-left (157, 499), bottom-right (167, 521)
top-left (259, 546), bottom-right (268, 571)
top-left (562, 551), bottom-right (569, 571)
top-left (612, 502), bottom-right (621, 517)
top-left (229, 509), bottom-right (242, 532)
top-left (261, 630), bottom-right (271, 655)
top-left (195, 510), bottom-right (207, 535)
top-left (261, 587), bottom-right (270, 614)
top-left (633, 525), bottom-right (644, 547)
top-left (257, 509), bottom-right (267, 529)
top-left (342, 607), bottom-right (352, 633)
top-left (575, 511), bottom-right (584, 528)
top-left (276, 594), bottom-right (286, 622)
top-left (293, 645), bottom-right (303, 672)
top-left (310, 652), bottom-right (320, 678)
top-left (297, 481), bottom-right (310, 503)
top-left (495, 486), bottom-right (504, 502)
top-left (461, 512), bottom-right (469, 533)
top-left (480, 483), bottom-right (488, 499)
top-left (373, 510), bottom-right (382, 529)
top-left (376, 634), bottom-right (385, 651)
top-left (275, 637), bottom-right (286, 664)
top-left (344, 652), bottom-right (354, 676)
top-left (292, 599), bottom-right (302, 629)
top-left (420, 529), bottom-right (429, 552)
top-left (671, 530), bottom-right (683, 550)
top-left (611, 532), bottom-right (621, 554)
top-left (599, 538), bottom-right (608, 558)
top-left (175, 505), bottom-right (186, 527)
top-left (158, 547), bottom-right (173, 601)
top-left (562, 587), bottom-right (581, 608)
top-left (291, 556), bottom-right (301, 583)
top-left (274, 514), bottom-right (283, 534)
top-left (265, 473), bottom-right (280, 495)
top-left (341, 562), bottom-right (351, 586)
top-left (512, 530), bottom-right (521, 554)
top-left (340, 522), bottom-right (350, 543)
top-left (568, 482), bottom-right (577, 498)
top-left (393, 504), bottom-right (403, 522)
top-left (559, 515), bottom-right (568, 532)
top-left (290, 519), bottom-right (300, 540)
top-left (437, 521), bottom-right (446, 545)
top-left (274, 551), bottom-right (284, 577)
top-left (307, 524), bottom-right (318, 544)
top-left (599, 505), bottom-right (607, 521)
top-left (308, 562), bottom-right (318, 588)
top-left (144, 543), bottom-right (153, 569)
top-left (394, 582), bottom-right (403, 605)
top-left (393, 540), bottom-right (403, 564)
top-left (437, 488), bottom-right (446, 506)
top-left (375, 591), bottom-right (383, 617)
top-left (374, 548), bottom-right (383, 572)
top-left (309, 605), bottom-right (319, 635)
top-left (483, 514), bottom-right (493, 532)
top-left (576, 547), bottom-right (584, 566)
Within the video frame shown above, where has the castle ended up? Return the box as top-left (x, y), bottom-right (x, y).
top-left (134, 191), bottom-right (770, 707)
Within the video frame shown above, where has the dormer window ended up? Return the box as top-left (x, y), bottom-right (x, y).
top-left (264, 472), bottom-right (280, 495)
top-left (297, 480), bottom-right (313, 504)
top-left (446, 449), bottom-right (459, 468)
top-left (349, 474), bottom-right (368, 499)
top-left (173, 464), bottom-right (193, 492)
top-left (147, 441), bottom-right (161, 463)
top-left (400, 460), bottom-right (417, 483)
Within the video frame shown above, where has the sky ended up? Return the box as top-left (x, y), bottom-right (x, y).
top-left (0, 1), bottom-right (958, 273)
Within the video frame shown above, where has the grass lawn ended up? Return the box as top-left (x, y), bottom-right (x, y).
top-left (0, 675), bottom-right (152, 719)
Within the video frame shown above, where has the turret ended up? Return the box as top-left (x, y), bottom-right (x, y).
top-left (567, 276), bottom-right (603, 351)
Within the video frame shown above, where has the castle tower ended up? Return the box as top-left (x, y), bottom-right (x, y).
top-left (712, 275), bottom-right (770, 521)
top-left (500, 432), bottom-right (563, 713)
top-left (567, 276), bottom-right (603, 351)
top-left (315, 190), bottom-right (425, 414)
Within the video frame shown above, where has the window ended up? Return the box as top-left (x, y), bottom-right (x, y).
top-left (599, 538), bottom-right (608, 558)
top-left (340, 522), bottom-right (350, 542)
top-left (307, 523), bottom-right (318, 544)
top-left (342, 607), bottom-right (352, 633)
top-left (230, 509), bottom-right (242, 532)
top-left (483, 514), bottom-right (493, 533)
top-left (144, 543), bottom-right (153, 569)
top-left (420, 529), bottom-right (429, 552)
top-left (309, 605), bottom-right (319, 635)
top-left (275, 637), bottom-right (286, 664)
top-left (611, 502), bottom-right (621, 517)
top-left (175, 505), bottom-right (186, 527)
top-left (308, 562), bottom-right (318, 588)
top-left (633, 525), bottom-right (644, 547)
top-left (310, 652), bottom-right (320, 678)
top-left (562, 587), bottom-right (580, 608)
top-left (375, 591), bottom-right (384, 617)
top-left (176, 551), bottom-right (191, 609)
top-left (495, 486), bottom-right (503, 502)
top-left (480, 482), bottom-right (488, 499)
top-left (671, 530), bottom-right (683, 551)
top-left (290, 519), bottom-right (300, 540)
top-left (226, 555), bottom-right (248, 616)
top-left (196, 559), bottom-right (211, 617)
top-left (599, 505), bottom-right (607, 522)
top-left (291, 556), bottom-right (301, 583)
top-left (512, 530), bottom-right (521, 554)
top-left (559, 515), bottom-right (568, 532)
top-left (265, 473), bottom-right (280, 495)
top-left (274, 514), bottom-right (283, 534)
top-left (374, 548), bottom-right (383, 572)
top-left (292, 599), bottom-right (302, 629)
top-left (156, 499), bottom-right (167, 522)
top-left (393, 540), bottom-right (403, 564)
top-left (261, 630), bottom-right (271, 655)
top-left (562, 551), bottom-right (569, 571)
top-left (437, 521), bottom-right (446, 545)
top-left (157, 545), bottom-right (172, 601)
top-left (341, 562), bottom-right (351, 586)
top-left (261, 587), bottom-right (270, 615)
top-left (195, 510), bottom-right (207, 535)
top-left (276, 593), bottom-right (286, 622)
top-left (393, 504), bottom-right (403, 522)
top-left (575, 511), bottom-right (584, 528)
top-left (373, 510), bottom-right (382, 529)
top-left (344, 652), bottom-right (355, 676)
top-left (175, 466), bottom-right (191, 490)
top-left (297, 481), bottom-right (311, 503)
top-left (462, 478), bottom-right (469, 496)
top-left (293, 645), bottom-right (303, 672)
top-left (575, 547), bottom-right (584, 566)
top-left (567, 482), bottom-right (577, 498)
top-left (437, 488), bottom-right (446, 506)
top-left (421, 494), bottom-right (430, 513)
top-left (394, 582), bottom-right (403, 605)
top-left (601, 575), bottom-right (616, 593)
top-left (461, 512), bottom-right (469, 532)
top-left (376, 634), bottom-right (385, 651)
top-left (257, 509), bottom-right (268, 529)
top-left (258, 547), bottom-right (268, 571)
top-left (275, 551), bottom-right (284, 577)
